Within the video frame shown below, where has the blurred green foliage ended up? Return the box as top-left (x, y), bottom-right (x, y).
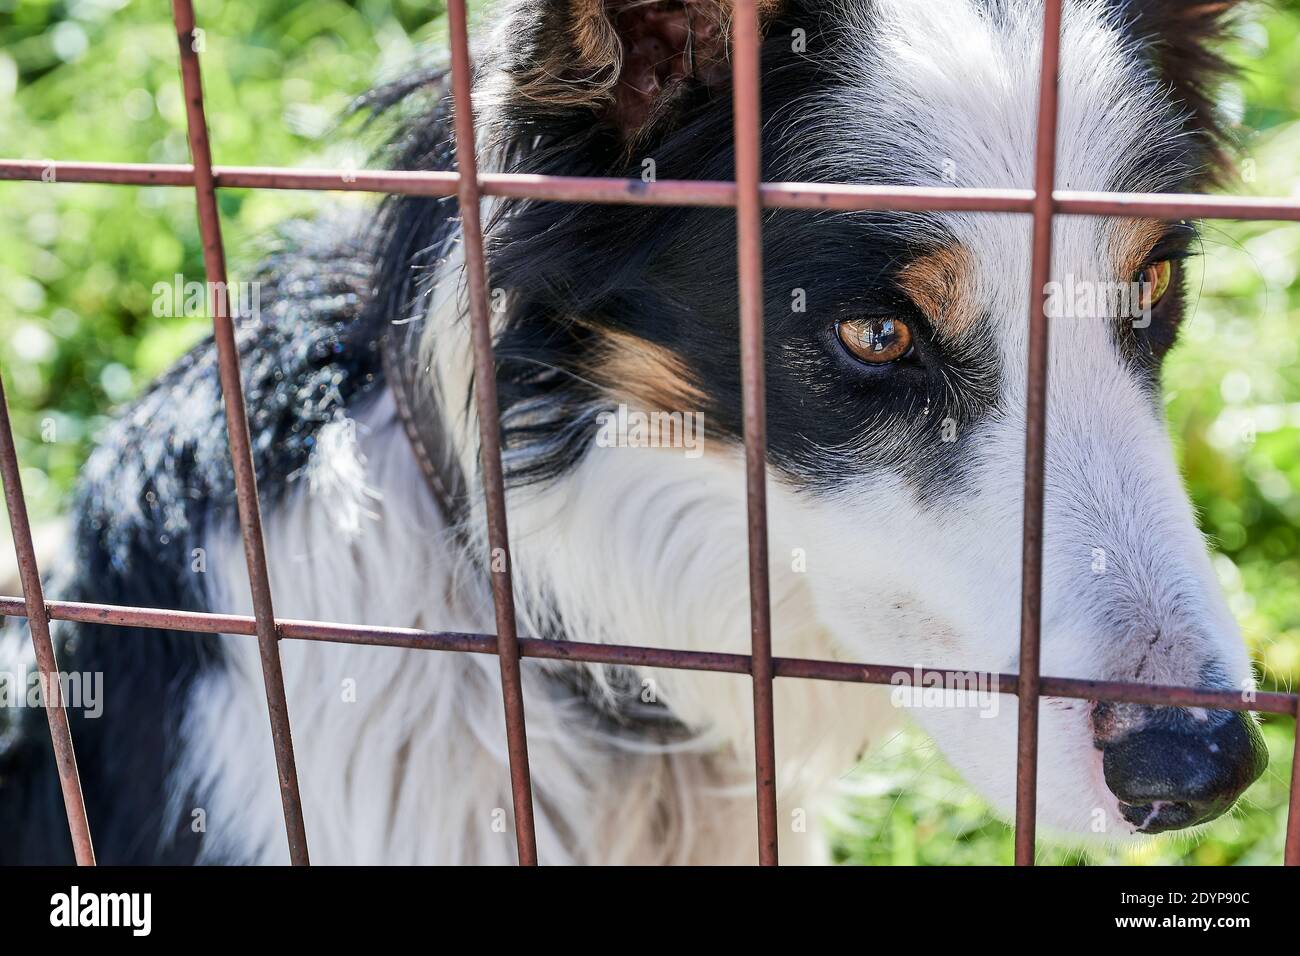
top-left (0, 0), bottom-right (452, 513)
top-left (1, 0), bottom-right (1297, 864)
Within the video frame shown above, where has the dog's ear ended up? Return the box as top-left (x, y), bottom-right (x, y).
top-left (510, 0), bottom-right (783, 140)
top-left (1121, 0), bottom-right (1241, 147)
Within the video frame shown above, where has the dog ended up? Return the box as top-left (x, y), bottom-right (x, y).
top-left (0, 0), bottom-right (1267, 864)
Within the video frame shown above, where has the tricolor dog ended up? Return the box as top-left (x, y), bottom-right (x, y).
top-left (0, 0), bottom-right (1267, 864)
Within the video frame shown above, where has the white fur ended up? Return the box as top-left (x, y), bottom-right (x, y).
top-left (183, 392), bottom-right (890, 864)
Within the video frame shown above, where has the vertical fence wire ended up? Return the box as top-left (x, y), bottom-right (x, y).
top-left (1286, 706), bottom-right (1300, 864)
top-left (445, 0), bottom-right (540, 866)
top-left (170, 0), bottom-right (310, 865)
top-left (0, 375), bottom-right (95, 865)
top-left (731, 0), bottom-right (780, 866)
top-left (1013, 0), bottom-right (1064, 867)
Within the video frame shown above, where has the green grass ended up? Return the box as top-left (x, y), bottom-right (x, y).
top-left (2, 0), bottom-right (1298, 864)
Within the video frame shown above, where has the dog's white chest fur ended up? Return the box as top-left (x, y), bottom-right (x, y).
top-left (179, 390), bottom-right (890, 864)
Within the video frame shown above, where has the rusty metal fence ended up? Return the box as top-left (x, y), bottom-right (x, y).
top-left (2, 0), bottom-right (1300, 867)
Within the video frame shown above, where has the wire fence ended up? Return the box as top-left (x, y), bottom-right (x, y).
top-left (2, 0), bottom-right (1300, 866)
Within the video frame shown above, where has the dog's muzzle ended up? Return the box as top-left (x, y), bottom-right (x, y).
top-left (1092, 701), bottom-right (1267, 834)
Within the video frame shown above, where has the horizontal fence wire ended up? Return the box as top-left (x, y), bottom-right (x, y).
top-left (0, 0), bottom-right (1297, 866)
top-left (0, 595), bottom-right (1295, 714)
top-left (6, 160), bottom-right (1300, 220)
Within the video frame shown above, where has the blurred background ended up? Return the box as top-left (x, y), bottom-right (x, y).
top-left (0, 0), bottom-right (1297, 864)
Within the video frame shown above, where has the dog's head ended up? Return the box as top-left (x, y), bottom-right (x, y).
top-left (447, 0), bottom-right (1265, 839)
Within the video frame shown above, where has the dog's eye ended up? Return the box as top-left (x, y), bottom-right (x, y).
top-left (1135, 259), bottom-right (1173, 310)
top-left (836, 317), bottom-right (914, 365)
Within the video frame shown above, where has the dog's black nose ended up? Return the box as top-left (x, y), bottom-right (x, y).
top-left (1095, 704), bottom-right (1267, 834)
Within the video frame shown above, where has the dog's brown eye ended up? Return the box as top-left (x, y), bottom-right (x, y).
top-left (1135, 259), bottom-right (1173, 310)
top-left (837, 317), bottom-right (913, 364)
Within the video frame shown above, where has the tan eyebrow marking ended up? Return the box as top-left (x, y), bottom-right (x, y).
top-left (897, 244), bottom-right (978, 341)
top-left (1113, 218), bottom-right (1172, 281)
top-left (585, 326), bottom-right (706, 414)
